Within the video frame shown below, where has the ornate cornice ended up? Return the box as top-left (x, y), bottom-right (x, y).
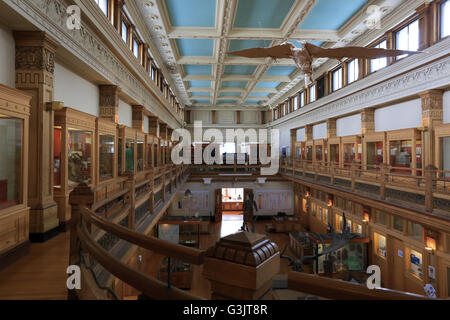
top-left (5, 0), bottom-right (181, 129)
top-left (270, 45), bottom-right (450, 130)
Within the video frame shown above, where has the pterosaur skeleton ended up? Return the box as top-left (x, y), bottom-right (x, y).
top-left (228, 42), bottom-right (421, 85)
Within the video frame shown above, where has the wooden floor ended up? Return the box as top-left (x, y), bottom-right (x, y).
top-left (0, 231), bottom-right (70, 300)
top-left (0, 217), bottom-right (294, 300)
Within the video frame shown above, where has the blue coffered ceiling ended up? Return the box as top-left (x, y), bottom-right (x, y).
top-left (143, 0), bottom-right (382, 107)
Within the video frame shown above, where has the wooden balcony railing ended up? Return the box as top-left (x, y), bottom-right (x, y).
top-left (280, 158), bottom-right (450, 213)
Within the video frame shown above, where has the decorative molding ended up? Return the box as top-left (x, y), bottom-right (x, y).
top-left (4, 0), bottom-right (181, 129)
top-left (271, 48), bottom-right (450, 130)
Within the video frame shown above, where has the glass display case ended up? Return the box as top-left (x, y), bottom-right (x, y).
top-left (136, 132), bottom-right (145, 172)
top-left (119, 125), bottom-right (137, 174)
top-left (366, 141), bottom-right (384, 166)
top-left (316, 240), bottom-right (368, 274)
top-left (0, 84), bottom-right (30, 255)
top-left (96, 118), bottom-right (117, 182)
top-left (0, 117), bottom-right (23, 210)
top-left (54, 108), bottom-right (97, 224)
top-left (330, 144), bottom-right (339, 164)
top-left (342, 136), bottom-right (362, 168)
top-left (147, 135), bottom-right (155, 169)
top-left (387, 129), bottom-right (421, 175)
top-left (306, 145), bottom-right (313, 161)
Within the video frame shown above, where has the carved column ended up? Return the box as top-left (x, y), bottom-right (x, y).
top-left (148, 116), bottom-right (159, 137)
top-left (419, 90), bottom-right (443, 168)
top-left (327, 118), bottom-right (336, 139)
top-left (14, 31), bottom-right (59, 240)
top-left (99, 85), bottom-right (120, 123)
top-left (203, 232), bottom-right (280, 300)
top-left (132, 105), bottom-right (145, 132)
top-left (361, 108), bottom-right (375, 135)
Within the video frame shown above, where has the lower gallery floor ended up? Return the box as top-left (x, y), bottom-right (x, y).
top-left (0, 218), bottom-right (296, 300)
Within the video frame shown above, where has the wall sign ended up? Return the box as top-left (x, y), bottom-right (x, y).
top-left (397, 250), bottom-right (404, 258)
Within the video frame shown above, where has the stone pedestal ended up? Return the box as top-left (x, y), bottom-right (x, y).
top-left (203, 232), bottom-right (280, 300)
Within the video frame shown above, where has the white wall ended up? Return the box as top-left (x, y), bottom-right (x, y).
top-left (118, 100), bottom-right (132, 127)
top-left (192, 110), bottom-right (211, 123)
top-left (168, 181), bottom-right (294, 217)
top-left (313, 122), bottom-right (327, 140)
top-left (241, 111), bottom-right (259, 124)
top-left (54, 62), bottom-right (99, 117)
top-left (217, 110), bottom-right (235, 124)
top-left (0, 23), bottom-right (15, 88)
top-left (375, 99), bottom-right (422, 132)
top-left (444, 90), bottom-right (450, 124)
top-left (337, 114), bottom-right (362, 137)
top-left (144, 115), bottom-right (149, 133)
top-left (296, 128), bottom-right (305, 142)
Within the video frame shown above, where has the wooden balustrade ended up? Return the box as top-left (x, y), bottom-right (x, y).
top-left (287, 271), bottom-right (431, 300)
top-left (280, 158), bottom-right (448, 213)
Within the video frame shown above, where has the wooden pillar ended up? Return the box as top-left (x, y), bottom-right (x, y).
top-left (361, 108), bottom-right (375, 135)
top-left (203, 232), bottom-right (280, 300)
top-left (113, 0), bottom-right (124, 32)
top-left (419, 90), bottom-right (443, 168)
top-left (416, 2), bottom-right (434, 50)
top-left (126, 172), bottom-right (136, 229)
top-left (14, 31), bottom-right (60, 239)
top-left (160, 123), bottom-right (167, 166)
top-left (236, 111), bottom-right (240, 124)
top-left (305, 124), bottom-right (313, 141)
top-left (148, 116), bottom-right (159, 137)
top-left (185, 110), bottom-right (191, 124)
top-left (99, 85), bottom-right (120, 123)
top-left (211, 110), bottom-right (216, 124)
top-left (290, 129), bottom-right (296, 165)
top-left (424, 165), bottom-right (437, 212)
top-left (132, 105), bottom-right (145, 132)
top-left (261, 110), bottom-right (266, 124)
top-left (327, 118), bottom-right (336, 139)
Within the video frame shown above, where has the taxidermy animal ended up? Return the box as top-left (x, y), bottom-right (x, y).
top-left (281, 213), bottom-right (362, 272)
top-left (228, 42), bottom-right (421, 85)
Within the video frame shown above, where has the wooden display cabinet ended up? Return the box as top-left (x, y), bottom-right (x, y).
top-left (136, 131), bottom-right (146, 174)
top-left (313, 139), bottom-right (327, 165)
top-left (54, 107), bottom-right (96, 225)
top-left (118, 125), bottom-right (137, 174)
top-left (146, 134), bottom-right (156, 170)
top-left (96, 118), bottom-right (118, 184)
top-left (328, 137), bottom-right (341, 166)
top-left (0, 84), bottom-right (30, 259)
top-left (363, 132), bottom-right (386, 170)
top-left (386, 128), bottom-right (422, 175)
top-left (434, 123), bottom-right (450, 172)
top-left (341, 135), bottom-right (362, 168)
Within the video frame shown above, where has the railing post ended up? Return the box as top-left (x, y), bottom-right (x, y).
top-left (203, 232), bottom-right (280, 300)
top-left (126, 172), bottom-right (136, 229)
top-left (425, 165), bottom-right (437, 212)
top-left (68, 183), bottom-right (94, 300)
top-left (330, 163), bottom-right (335, 185)
top-left (379, 164), bottom-right (389, 200)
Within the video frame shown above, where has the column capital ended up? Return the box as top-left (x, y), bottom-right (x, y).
top-left (99, 85), bottom-right (121, 123)
top-left (14, 31), bottom-right (58, 74)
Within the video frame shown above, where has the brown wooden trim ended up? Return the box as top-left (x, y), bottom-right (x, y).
top-left (0, 241), bottom-right (30, 271)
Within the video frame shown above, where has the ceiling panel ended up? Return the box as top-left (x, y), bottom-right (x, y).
top-left (165, 0), bottom-right (216, 27)
top-left (299, 0), bottom-right (370, 30)
top-left (233, 0), bottom-right (295, 29)
top-left (219, 92), bottom-right (242, 96)
top-left (176, 39), bottom-right (214, 56)
top-left (256, 82), bottom-right (281, 89)
top-left (184, 64), bottom-right (213, 75)
top-left (221, 81), bottom-right (248, 88)
top-left (189, 81), bottom-right (212, 87)
top-left (265, 66), bottom-right (297, 76)
top-left (224, 65), bottom-right (257, 75)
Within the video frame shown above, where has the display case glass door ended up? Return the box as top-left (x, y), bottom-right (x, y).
top-left (366, 141), bottom-right (383, 168)
top-left (306, 146), bottom-right (312, 161)
top-left (53, 126), bottom-right (62, 188)
top-left (330, 144), bottom-right (339, 165)
top-left (125, 139), bottom-right (135, 172)
top-left (440, 136), bottom-right (450, 178)
top-left (389, 140), bottom-right (413, 174)
top-left (0, 116), bottom-right (23, 210)
top-left (315, 145), bottom-right (323, 162)
top-left (137, 140), bottom-right (144, 171)
top-left (99, 135), bottom-right (114, 181)
top-left (68, 129), bottom-right (92, 189)
top-left (118, 137), bottom-right (122, 175)
top-left (343, 143), bottom-right (356, 167)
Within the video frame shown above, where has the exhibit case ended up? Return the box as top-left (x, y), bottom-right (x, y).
top-left (146, 134), bottom-right (156, 170)
top-left (96, 118), bottom-right (117, 183)
top-left (118, 125), bottom-right (137, 174)
top-left (54, 107), bottom-right (96, 224)
top-left (136, 131), bottom-right (145, 172)
top-left (0, 84), bottom-right (30, 256)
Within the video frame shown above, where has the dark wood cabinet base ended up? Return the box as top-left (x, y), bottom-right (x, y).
top-left (0, 241), bottom-right (30, 271)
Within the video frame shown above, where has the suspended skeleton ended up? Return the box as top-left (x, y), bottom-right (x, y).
top-left (281, 213), bottom-right (362, 272)
top-left (228, 42), bottom-right (421, 86)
